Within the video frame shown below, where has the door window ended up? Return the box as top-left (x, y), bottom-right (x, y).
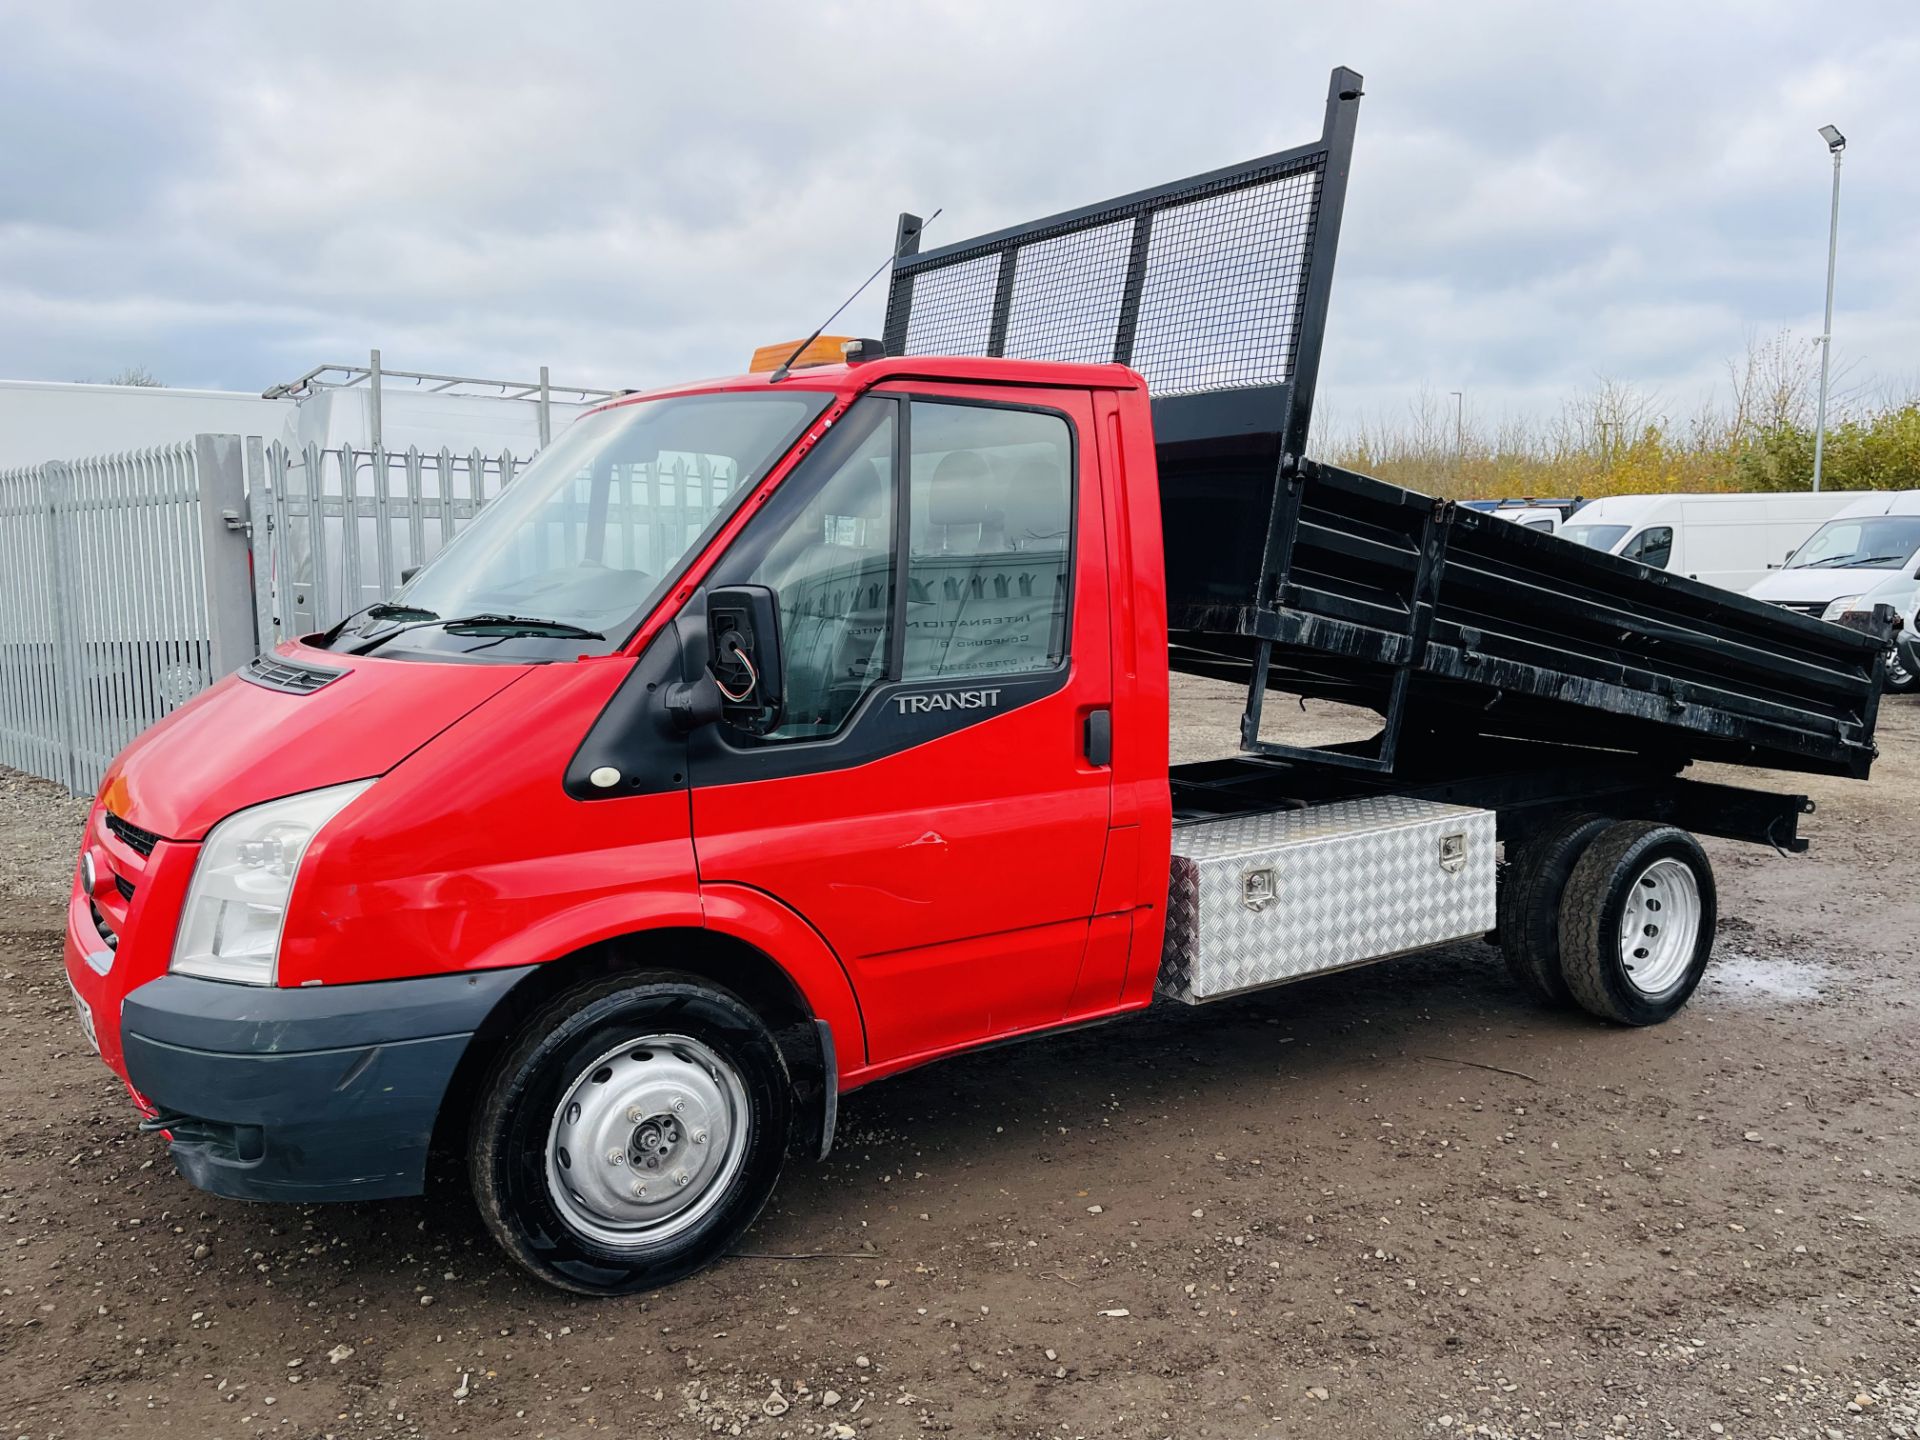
top-left (1623, 525), bottom-right (1673, 570)
top-left (904, 401), bottom-right (1073, 680)
top-left (711, 394), bottom-right (1078, 745)
top-left (725, 400), bottom-right (897, 741)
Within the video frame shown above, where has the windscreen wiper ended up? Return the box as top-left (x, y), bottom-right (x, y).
top-left (318, 600), bottom-right (440, 647)
top-left (1838, 554), bottom-right (1911, 568)
top-left (365, 601), bottom-right (441, 621)
top-left (440, 613), bottom-right (605, 638)
top-left (347, 612), bottom-right (604, 656)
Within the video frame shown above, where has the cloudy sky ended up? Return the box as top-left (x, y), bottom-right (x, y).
top-left (2, 2), bottom-right (1915, 436)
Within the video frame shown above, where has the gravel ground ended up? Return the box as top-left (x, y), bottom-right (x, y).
top-left (1, 678), bottom-right (1916, 1439)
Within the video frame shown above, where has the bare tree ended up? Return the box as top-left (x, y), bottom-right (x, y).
top-left (1722, 329), bottom-right (1815, 441)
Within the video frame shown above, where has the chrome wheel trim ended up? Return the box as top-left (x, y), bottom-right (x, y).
top-left (544, 1032), bottom-right (750, 1249)
top-left (1887, 648), bottom-right (1913, 689)
top-left (1618, 856), bottom-right (1701, 999)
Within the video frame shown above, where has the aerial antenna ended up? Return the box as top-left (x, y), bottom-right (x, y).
top-left (769, 207), bottom-right (941, 382)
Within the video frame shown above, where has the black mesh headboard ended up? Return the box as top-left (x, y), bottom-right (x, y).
top-left (882, 66), bottom-right (1362, 462)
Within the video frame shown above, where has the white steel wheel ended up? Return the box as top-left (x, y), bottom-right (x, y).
top-left (1559, 821), bottom-right (1716, 1026)
top-left (469, 974), bottom-right (792, 1295)
top-left (1617, 857), bottom-right (1702, 1000)
top-left (544, 1033), bottom-right (752, 1249)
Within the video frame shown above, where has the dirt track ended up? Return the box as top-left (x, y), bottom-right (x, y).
top-left (2, 680), bottom-right (1917, 1439)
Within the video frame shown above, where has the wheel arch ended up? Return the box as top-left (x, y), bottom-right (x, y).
top-left (432, 905), bottom-right (863, 1171)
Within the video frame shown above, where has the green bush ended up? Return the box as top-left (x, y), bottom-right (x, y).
top-left (1333, 402), bottom-right (1920, 502)
top-left (1735, 407), bottom-right (1920, 492)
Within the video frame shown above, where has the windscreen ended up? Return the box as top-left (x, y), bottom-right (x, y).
top-left (1559, 523), bottom-right (1629, 552)
top-left (389, 390), bottom-right (830, 649)
top-left (1785, 514), bottom-right (1920, 571)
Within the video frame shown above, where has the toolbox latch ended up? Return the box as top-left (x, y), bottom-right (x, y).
top-left (1241, 867), bottom-right (1278, 911)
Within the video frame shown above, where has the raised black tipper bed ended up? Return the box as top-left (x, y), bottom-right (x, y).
top-left (881, 66), bottom-right (1889, 815)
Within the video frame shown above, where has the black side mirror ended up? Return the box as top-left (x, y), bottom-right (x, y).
top-left (663, 584), bottom-right (786, 735)
top-left (399, 564), bottom-right (421, 584)
top-left (708, 584), bottom-right (785, 733)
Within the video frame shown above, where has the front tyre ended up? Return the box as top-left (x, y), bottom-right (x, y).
top-left (1559, 822), bottom-right (1716, 1026)
top-left (1885, 636), bottom-right (1919, 694)
top-left (470, 974), bottom-right (791, 1295)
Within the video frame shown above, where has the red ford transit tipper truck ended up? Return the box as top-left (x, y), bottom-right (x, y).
top-left (62, 70), bottom-right (1890, 1294)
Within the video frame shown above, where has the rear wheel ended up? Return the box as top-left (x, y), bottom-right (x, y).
top-left (1498, 812), bottom-right (1612, 1006)
top-left (469, 973), bottom-right (791, 1295)
top-left (1559, 822), bottom-right (1716, 1025)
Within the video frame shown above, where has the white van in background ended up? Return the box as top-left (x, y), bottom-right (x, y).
top-left (1745, 491), bottom-right (1920, 617)
top-left (1461, 497), bottom-right (1581, 534)
top-left (1819, 558), bottom-right (1920, 692)
top-left (1556, 491), bottom-right (1860, 591)
top-left (1495, 504), bottom-right (1573, 533)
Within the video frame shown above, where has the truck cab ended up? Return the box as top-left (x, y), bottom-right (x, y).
top-left (67, 354), bottom-right (1174, 1293)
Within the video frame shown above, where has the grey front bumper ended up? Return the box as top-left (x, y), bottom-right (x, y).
top-left (121, 966), bottom-right (532, 1203)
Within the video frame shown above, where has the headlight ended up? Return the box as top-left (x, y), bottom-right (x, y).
top-left (1820, 594), bottom-right (1862, 623)
top-left (171, 781), bottom-right (372, 985)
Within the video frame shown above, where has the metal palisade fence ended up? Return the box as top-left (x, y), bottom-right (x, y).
top-left (263, 441), bottom-right (524, 638)
top-left (0, 434), bottom-right (528, 796)
top-left (0, 437), bottom-right (257, 794)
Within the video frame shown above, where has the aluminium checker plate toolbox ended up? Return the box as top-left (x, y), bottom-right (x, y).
top-left (1158, 796), bottom-right (1497, 1005)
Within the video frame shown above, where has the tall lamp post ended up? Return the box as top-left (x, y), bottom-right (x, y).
top-left (1811, 124), bottom-right (1846, 492)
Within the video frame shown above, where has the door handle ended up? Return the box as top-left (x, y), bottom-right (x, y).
top-left (1083, 708), bottom-right (1112, 767)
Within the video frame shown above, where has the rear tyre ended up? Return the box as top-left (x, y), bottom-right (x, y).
top-left (1559, 822), bottom-right (1715, 1026)
top-left (1498, 812), bottom-right (1612, 1006)
top-left (469, 973), bottom-right (791, 1295)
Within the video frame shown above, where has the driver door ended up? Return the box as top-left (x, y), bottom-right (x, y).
top-left (686, 388), bottom-right (1115, 1066)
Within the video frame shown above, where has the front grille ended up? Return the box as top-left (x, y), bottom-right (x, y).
top-left (113, 872), bottom-right (136, 902)
top-left (1778, 601), bottom-right (1831, 619)
top-left (105, 812), bottom-right (161, 856)
top-left (243, 653), bottom-right (345, 695)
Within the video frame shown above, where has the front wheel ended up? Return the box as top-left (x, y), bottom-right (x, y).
top-left (1885, 637), bottom-right (1919, 694)
top-left (469, 974), bottom-right (791, 1295)
top-left (1558, 822), bottom-right (1716, 1026)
